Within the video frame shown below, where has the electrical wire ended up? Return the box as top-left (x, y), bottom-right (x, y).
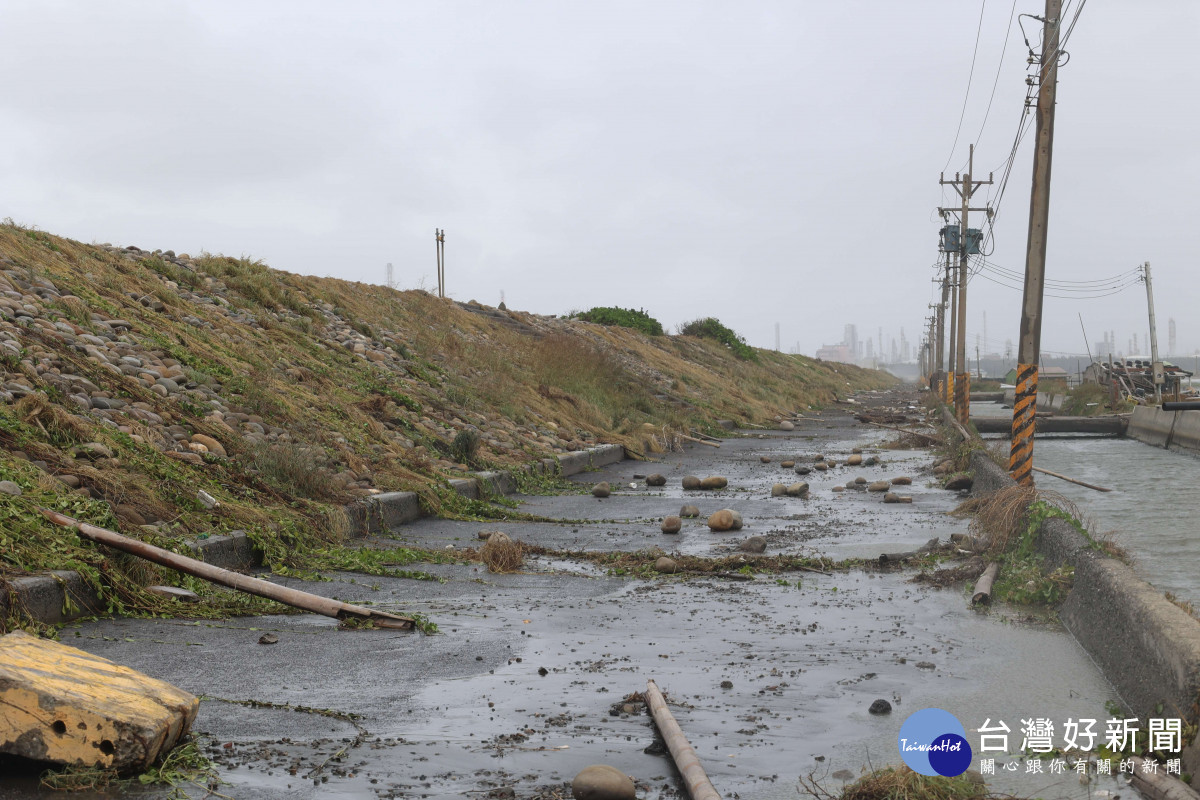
top-left (972, 0), bottom-right (1019, 151)
top-left (942, 0), bottom-right (989, 173)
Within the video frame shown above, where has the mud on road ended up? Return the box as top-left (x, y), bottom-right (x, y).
top-left (5, 391), bottom-right (1122, 800)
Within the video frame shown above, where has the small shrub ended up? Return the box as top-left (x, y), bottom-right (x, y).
top-left (1061, 382), bottom-right (1110, 416)
top-left (451, 428), bottom-right (481, 463)
top-left (572, 307), bottom-right (664, 336)
top-left (481, 533), bottom-right (523, 573)
top-left (678, 317), bottom-right (757, 361)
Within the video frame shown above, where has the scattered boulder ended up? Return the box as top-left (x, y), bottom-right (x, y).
top-left (592, 482), bottom-right (611, 498)
top-left (854, 477), bottom-right (867, 485)
top-left (572, 764), bottom-right (635, 800)
top-left (780, 421), bottom-right (795, 431)
top-left (891, 476), bottom-right (912, 485)
top-left (945, 475), bottom-right (974, 491)
top-left (867, 481), bottom-right (890, 492)
top-left (707, 509), bottom-right (736, 532)
top-left (846, 454), bottom-right (863, 466)
top-left (814, 462), bottom-right (828, 472)
top-left (679, 504), bottom-right (700, 518)
top-left (728, 510), bottom-right (744, 530)
top-left (0, 480), bottom-right (21, 497)
top-left (760, 456), bottom-right (772, 463)
top-left (771, 483), bottom-right (787, 497)
top-left (661, 515), bottom-right (682, 534)
top-left (852, 447), bottom-right (863, 454)
top-left (883, 493), bottom-right (913, 504)
top-left (646, 473), bottom-right (666, 487)
top-left (869, 699), bottom-right (892, 715)
top-left (832, 486), bottom-right (845, 492)
top-left (864, 455), bottom-right (880, 466)
top-left (780, 460), bottom-right (795, 468)
top-left (795, 465), bottom-right (812, 475)
top-left (699, 476), bottom-right (728, 490)
top-left (190, 434), bottom-right (226, 458)
top-left (786, 482), bottom-right (810, 498)
top-left (739, 535), bottom-right (767, 554)
top-left (73, 442), bottom-right (114, 460)
top-left (654, 556), bottom-right (678, 573)
top-left (681, 475), bottom-right (702, 490)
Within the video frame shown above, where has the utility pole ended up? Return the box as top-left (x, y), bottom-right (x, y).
top-left (939, 145), bottom-right (992, 421)
top-left (1008, 0), bottom-right (1062, 487)
top-left (935, 257), bottom-right (949, 396)
top-left (1143, 261), bottom-right (1163, 404)
top-left (435, 229), bottom-right (446, 298)
top-left (947, 260), bottom-right (958, 404)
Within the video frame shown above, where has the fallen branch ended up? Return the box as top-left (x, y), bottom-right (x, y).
top-left (971, 562), bottom-right (999, 605)
top-left (645, 680), bottom-right (721, 800)
top-left (39, 508), bottom-right (415, 630)
top-left (1032, 466), bottom-right (1111, 493)
top-left (679, 433), bottom-right (720, 448)
top-left (858, 420), bottom-right (944, 444)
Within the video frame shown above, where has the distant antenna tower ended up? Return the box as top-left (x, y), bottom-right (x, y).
top-left (775, 322), bottom-right (780, 352)
top-left (385, 262), bottom-right (395, 289)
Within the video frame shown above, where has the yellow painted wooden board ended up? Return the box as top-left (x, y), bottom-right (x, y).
top-left (0, 630), bottom-right (198, 772)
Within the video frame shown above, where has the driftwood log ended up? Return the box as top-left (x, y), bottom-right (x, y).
top-left (971, 562), bottom-right (1000, 605)
top-left (39, 509), bottom-right (414, 629)
top-left (645, 679), bottom-right (721, 800)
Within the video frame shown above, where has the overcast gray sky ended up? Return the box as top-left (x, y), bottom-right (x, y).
top-left (2, 1), bottom-right (1198, 361)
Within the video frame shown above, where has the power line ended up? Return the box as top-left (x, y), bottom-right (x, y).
top-left (942, 0), bottom-right (989, 172)
top-left (972, 0), bottom-right (1020, 151)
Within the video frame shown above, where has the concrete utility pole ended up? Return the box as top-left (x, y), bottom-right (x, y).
top-left (435, 229), bottom-right (446, 298)
top-left (1143, 261), bottom-right (1163, 404)
top-left (947, 261), bottom-right (958, 404)
top-left (940, 145), bottom-right (993, 425)
top-left (934, 253), bottom-right (951, 398)
top-left (1009, 0), bottom-right (1062, 487)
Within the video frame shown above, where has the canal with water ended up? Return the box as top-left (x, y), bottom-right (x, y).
top-left (975, 402), bottom-right (1200, 607)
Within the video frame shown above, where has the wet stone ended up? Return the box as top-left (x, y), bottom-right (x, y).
top-left (869, 698), bottom-right (892, 715)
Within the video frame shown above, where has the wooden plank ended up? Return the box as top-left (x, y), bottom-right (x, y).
top-left (0, 630), bottom-right (198, 772)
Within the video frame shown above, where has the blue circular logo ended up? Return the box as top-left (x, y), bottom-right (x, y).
top-left (898, 709), bottom-right (973, 776)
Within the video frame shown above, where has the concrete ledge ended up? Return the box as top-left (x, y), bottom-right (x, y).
top-left (966, 448), bottom-right (1200, 771)
top-left (346, 442), bottom-right (627, 538)
top-left (1062, 552), bottom-right (1200, 724)
top-left (345, 491), bottom-right (423, 537)
top-left (4, 442), bottom-right (631, 628)
top-left (2, 570), bottom-right (105, 625)
top-left (184, 531), bottom-right (261, 571)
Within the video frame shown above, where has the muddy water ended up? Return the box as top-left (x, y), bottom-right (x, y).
top-left (975, 401), bottom-right (1200, 607)
top-left (4, 403), bottom-right (1133, 800)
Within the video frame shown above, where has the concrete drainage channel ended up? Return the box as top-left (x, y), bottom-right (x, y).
top-left (966, 437), bottom-right (1200, 774)
top-left (0, 444), bottom-right (626, 627)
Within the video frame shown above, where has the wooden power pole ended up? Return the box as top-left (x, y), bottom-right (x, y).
top-left (1009, 0), bottom-right (1062, 486)
top-left (940, 145), bottom-right (993, 424)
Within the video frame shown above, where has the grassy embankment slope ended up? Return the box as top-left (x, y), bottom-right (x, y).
top-left (0, 222), bottom-right (894, 629)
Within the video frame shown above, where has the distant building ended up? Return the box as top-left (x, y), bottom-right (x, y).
top-left (815, 344), bottom-right (856, 364)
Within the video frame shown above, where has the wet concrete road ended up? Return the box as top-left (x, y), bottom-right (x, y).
top-left (2, 395), bottom-right (1127, 799)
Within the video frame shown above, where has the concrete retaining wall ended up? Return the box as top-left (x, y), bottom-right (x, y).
top-left (1128, 405), bottom-right (1177, 448)
top-left (969, 449), bottom-right (1200, 769)
top-left (3, 442), bottom-right (631, 628)
top-left (1128, 405), bottom-right (1200, 455)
